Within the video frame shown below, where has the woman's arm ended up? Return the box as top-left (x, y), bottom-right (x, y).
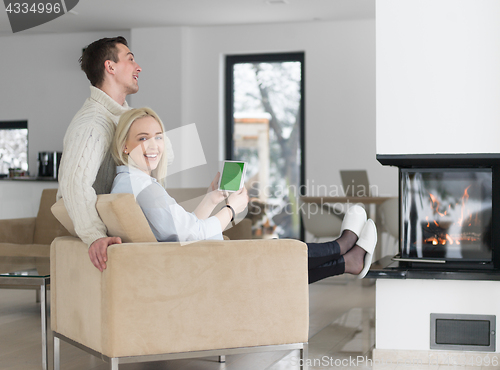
top-left (138, 182), bottom-right (225, 242)
top-left (194, 172), bottom-right (250, 230)
top-left (214, 187), bottom-right (249, 231)
top-left (194, 172), bottom-right (225, 219)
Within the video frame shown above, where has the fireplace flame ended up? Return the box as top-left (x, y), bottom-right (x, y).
top-left (446, 234), bottom-right (453, 245)
top-left (425, 185), bottom-right (478, 246)
top-left (457, 186), bottom-right (471, 226)
top-left (429, 193), bottom-right (446, 216)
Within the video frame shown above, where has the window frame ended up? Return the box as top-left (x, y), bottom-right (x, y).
top-left (0, 120), bottom-right (28, 130)
top-left (0, 120), bottom-right (29, 174)
top-left (225, 52), bottom-right (306, 240)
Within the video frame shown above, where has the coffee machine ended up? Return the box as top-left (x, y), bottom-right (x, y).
top-left (38, 152), bottom-right (62, 179)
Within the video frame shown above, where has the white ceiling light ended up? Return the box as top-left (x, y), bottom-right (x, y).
top-left (266, 0), bottom-right (289, 4)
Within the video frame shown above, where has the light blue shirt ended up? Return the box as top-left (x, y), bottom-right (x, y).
top-left (111, 165), bottom-right (223, 242)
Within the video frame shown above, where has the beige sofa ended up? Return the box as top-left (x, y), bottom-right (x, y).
top-left (0, 188), bottom-right (70, 275)
top-left (50, 193), bottom-right (309, 369)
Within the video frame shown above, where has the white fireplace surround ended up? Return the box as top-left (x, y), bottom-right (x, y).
top-left (375, 279), bottom-right (500, 353)
top-left (375, 0), bottom-right (500, 357)
top-left (376, 0), bottom-right (500, 156)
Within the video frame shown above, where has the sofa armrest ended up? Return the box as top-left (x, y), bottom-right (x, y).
top-left (101, 239), bottom-right (309, 358)
top-left (0, 217), bottom-right (36, 244)
top-left (51, 236), bottom-right (104, 353)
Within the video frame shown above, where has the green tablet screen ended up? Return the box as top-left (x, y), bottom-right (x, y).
top-left (220, 162), bottom-right (245, 191)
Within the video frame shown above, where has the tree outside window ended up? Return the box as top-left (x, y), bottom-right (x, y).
top-left (0, 121), bottom-right (28, 175)
top-left (226, 53), bottom-right (305, 239)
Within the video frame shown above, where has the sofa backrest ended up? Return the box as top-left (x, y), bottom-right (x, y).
top-left (51, 193), bottom-right (157, 243)
top-left (33, 188), bottom-right (72, 245)
top-left (166, 187), bottom-right (206, 213)
top-left (51, 188), bottom-right (252, 243)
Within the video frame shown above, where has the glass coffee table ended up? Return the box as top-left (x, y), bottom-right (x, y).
top-left (0, 270), bottom-right (50, 370)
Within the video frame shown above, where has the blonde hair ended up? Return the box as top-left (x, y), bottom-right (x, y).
top-left (112, 107), bottom-right (168, 188)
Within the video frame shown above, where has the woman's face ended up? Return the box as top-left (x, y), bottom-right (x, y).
top-left (124, 116), bottom-right (164, 175)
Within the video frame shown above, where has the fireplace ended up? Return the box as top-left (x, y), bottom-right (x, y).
top-left (401, 168), bottom-right (492, 262)
top-left (377, 154), bottom-right (500, 270)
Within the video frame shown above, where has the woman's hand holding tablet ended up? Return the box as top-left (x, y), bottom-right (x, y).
top-left (218, 161), bottom-right (247, 192)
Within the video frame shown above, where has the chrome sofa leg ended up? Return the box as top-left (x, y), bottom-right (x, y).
top-left (54, 336), bottom-right (60, 370)
top-left (300, 343), bottom-right (308, 370)
top-left (219, 355), bottom-right (226, 363)
top-left (110, 358), bottom-right (119, 370)
top-left (41, 282), bottom-right (49, 370)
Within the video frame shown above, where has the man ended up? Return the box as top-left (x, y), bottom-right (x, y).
top-left (57, 36), bottom-right (141, 272)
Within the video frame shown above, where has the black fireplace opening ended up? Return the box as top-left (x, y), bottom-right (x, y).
top-left (378, 154), bottom-right (500, 270)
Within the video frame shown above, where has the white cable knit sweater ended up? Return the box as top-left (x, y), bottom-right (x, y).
top-left (57, 86), bottom-right (130, 246)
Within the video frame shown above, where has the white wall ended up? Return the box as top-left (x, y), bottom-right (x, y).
top-left (0, 30), bottom-right (130, 175)
top-left (376, 0), bottom-right (500, 155)
top-left (129, 27), bottom-right (188, 188)
top-left (376, 279), bottom-right (500, 351)
top-left (0, 180), bottom-right (58, 219)
top-left (131, 20), bottom-right (397, 195)
top-left (0, 21), bottom-right (396, 198)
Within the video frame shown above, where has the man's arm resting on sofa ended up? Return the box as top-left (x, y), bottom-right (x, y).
top-left (88, 236), bottom-right (122, 272)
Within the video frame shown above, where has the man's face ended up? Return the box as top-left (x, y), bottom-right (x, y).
top-left (112, 43), bottom-right (142, 95)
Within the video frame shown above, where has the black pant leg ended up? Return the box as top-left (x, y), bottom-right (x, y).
top-left (308, 257), bottom-right (346, 284)
top-left (307, 240), bottom-right (342, 269)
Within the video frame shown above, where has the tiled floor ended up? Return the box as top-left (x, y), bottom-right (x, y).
top-left (3, 275), bottom-right (493, 370)
top-left (0, 275), bottom-right (374, 369)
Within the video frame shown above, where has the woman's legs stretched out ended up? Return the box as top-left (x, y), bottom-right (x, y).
top-left (307, 229), bottom-right (357, 269)
top-left (307, 230), bottom-right (367, 284)
top-left (306, 205), bottom-right (377, 284)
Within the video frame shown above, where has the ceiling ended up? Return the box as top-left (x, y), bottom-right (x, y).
top-left (0, 0), bottom-right (375, 37)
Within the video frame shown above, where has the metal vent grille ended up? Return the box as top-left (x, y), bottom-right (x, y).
top-left (431, 314), bottom-right (495, 351)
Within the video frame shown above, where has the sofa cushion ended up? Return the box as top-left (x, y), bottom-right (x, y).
top-left (96, 193), bottom-right (157, 243)
top-left (52, 193), bottom-right (157, 243)
top-left (0, 217), bottom-right (36, 244)
top-left (33, 189), bottom-right (71, 245)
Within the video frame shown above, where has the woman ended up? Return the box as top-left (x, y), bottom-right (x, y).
top-left (111, 108), bottom-right (248, 242)
top-left (111, 108), bottom-right (377, 282)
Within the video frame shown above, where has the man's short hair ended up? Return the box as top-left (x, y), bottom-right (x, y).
top-left (79, 36), bottom-right (128, 87)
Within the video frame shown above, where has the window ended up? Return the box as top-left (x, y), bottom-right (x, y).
top-left (0, 121), bottom-right (28, 175)
top-left (226, 53), bottom-right (305, 239)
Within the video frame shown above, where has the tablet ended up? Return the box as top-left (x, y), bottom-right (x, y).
top-left (218, 160), bottom-right (247, 192)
